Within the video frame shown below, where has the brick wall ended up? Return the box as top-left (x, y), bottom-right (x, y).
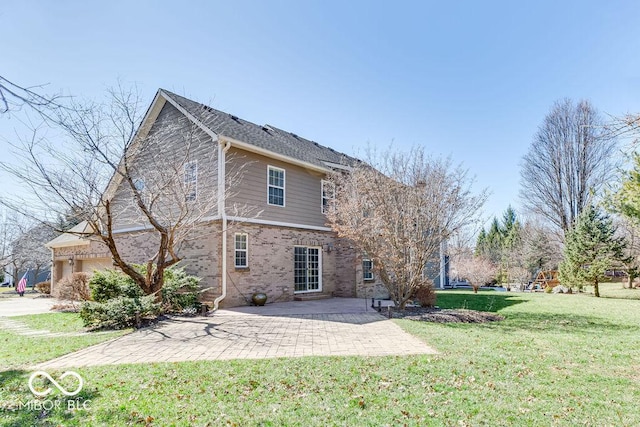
top-left (221, 223), bottom-right (358, 307)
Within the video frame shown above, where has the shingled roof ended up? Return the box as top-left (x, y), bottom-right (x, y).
top-left (161, 90), bottom-right (356, 170)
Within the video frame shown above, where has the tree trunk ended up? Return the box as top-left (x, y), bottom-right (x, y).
top-left (627, 273), bottom-right (635, 289)
top-left (594, 278), bottom-right (600, 298)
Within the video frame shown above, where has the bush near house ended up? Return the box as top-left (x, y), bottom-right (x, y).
top-left (412, 282), bottom-right (437, 307)
top-left (80, 295), bottom-right (161, 329)
top-left (57, 272), bottom-right (91, 300)
top-left (34, 281), bottom-right (51, 294)
top-left (80, 266), bottom-right (202, 329)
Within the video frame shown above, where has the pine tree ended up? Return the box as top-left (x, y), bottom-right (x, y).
top-left (559, 206), bottom-right (626, 297)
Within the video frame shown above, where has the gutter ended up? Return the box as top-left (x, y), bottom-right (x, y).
top-left (213, 139), bottom-right (232, 310)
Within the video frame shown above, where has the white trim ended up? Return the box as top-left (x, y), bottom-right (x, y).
top-left (321, 179), bottom-right (335, 214)
top-left (293, 245), bottom-right (323, 293)
top-left (160, 90), bottom-right (219, 141)
top-left (362, 258), bottom-right (374, 281)
top-left (112, 225), bottom-right (153, 234)
top-left (226, 216), bottom-right (332, 232)
top-left (267, 165), bottom-right (286, 207)
top-left (102, 92), bottom-right (167, 202)
top-left (321, 161), bottom-right (353, 172)
top-left (221, 136), bottom-right (329, 173)
top-left (184, 160), bottom-right (198, 201)
top-left (234, 233), bottom-right (248, 268)
top-left (111, 217), bottom-right (333, 234)
top-left (46, 239), bottom-right (91, 249)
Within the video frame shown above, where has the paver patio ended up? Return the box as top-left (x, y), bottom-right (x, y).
top-left (33, 298), bottom-right (437, 369)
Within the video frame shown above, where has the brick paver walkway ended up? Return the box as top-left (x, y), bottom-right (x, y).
top-left (34, 306), bottom-right (436, 369)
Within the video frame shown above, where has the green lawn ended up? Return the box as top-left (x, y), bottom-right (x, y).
top-left (1, 291), bottom-right (639, 426)
top-left (0, 313), bottom-right (129, 370)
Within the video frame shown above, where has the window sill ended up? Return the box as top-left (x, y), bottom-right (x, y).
top-left (235, 267), bottom-right (250, 272)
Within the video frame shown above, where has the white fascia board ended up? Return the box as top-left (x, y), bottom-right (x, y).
top-left (111, 225), bottom-right (153, 234)
top-left (321, 161), bottom-right (353, 172)
top-left (160, 90), bottom-right (219, 142)
top-left (227, 216), bottom-right (333, 232)
top-left (102, 91), bottom-right (168, 201)
top-left (220, 136), bottom-right (330, 174)
top-left (46, 239), bottom-right (91, 249)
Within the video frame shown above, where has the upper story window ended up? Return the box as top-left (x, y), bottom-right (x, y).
top-left (132, 178), bottom-right (150, 206)
top-left (184, 161), bottom-right (198, 201)
top-left (321, 180), bottom-right (335, 214)
top-left (267, 166), bottom-right (285, 206)
top-left (133, 178), bottom-right (145, 192)
top-left (234, 233), bottom-right (248, 268)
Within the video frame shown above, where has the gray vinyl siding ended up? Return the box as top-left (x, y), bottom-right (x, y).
top-left (110, 102), bottom-right (218, 231)
top-left (226, 148), bottom-right (329, 228)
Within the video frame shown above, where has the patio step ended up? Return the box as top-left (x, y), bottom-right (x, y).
top-left (293, 293), bottom-right (332, 301)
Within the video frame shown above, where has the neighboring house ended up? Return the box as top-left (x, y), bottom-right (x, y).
top-left (46, 89), bottom-right (392, 306)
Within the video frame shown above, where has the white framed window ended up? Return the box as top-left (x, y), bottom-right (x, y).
top-left (133, 178), bottom-right (145, 192)
top-left (321, 180), bottom-right (335, 214)
top-left (294, 246), bottom-right (321, 292)
top-left (363, 258), bottom-right (374, 281)
top-left (267, 166), bottom-right (285, 206)
top-left (133, 178), bottom-right (151, 206)
top-left (234, 233), bottom-right (248, 268)
top-left (184, 161), bottom-right (198, 201)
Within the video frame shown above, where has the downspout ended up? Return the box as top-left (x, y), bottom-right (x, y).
top-left (49, 248), bottom-right (55, 296)
top-left (213, 139), bottom-right (232, 310)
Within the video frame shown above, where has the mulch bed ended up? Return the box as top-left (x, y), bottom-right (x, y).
top-left (390, 307), bottom-right (504, 323)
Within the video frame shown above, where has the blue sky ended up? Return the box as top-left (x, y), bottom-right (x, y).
top-left (2, 1), bottom-right (640, 223)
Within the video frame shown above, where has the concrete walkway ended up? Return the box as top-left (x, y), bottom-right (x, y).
top-left (34, 298), bottom-right (436, 369)
top-left (0, 317), bottom-right (103, 338)
top-left (0, 296), bottom-right (60, 317)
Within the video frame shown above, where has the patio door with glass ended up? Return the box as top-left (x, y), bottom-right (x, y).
top-left (294, 246), bottom-right (321, 292)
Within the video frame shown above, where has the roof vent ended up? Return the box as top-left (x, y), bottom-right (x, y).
top-left (229, 114), bottom-right (240, 122)
top-left (289, 132), bottom-right (299, 139)
top-left (262, 124), bottom-right (274, 133)
top-left (202, 105), bottom-right (214, 113)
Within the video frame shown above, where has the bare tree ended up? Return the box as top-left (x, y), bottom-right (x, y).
top-left (0, 213), bottom-right (55, 286)
top-left (450, 251), bottom-right (496, 293)
top-left (520, 99), bottom-right (618, 235)
top-left (0, 85), bottom-right (250, 297)
top-left (0, 75), bottom-right (66, 117)
top-left (326, 146), bottom-right (487, 309)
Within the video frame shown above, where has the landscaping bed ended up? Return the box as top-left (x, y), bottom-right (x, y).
top-left (391, 306), bottom-right (504, 323)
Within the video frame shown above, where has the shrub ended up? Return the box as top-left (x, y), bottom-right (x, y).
top-left (35, 281), bottom-right (51, 294)
top-left (80, 295), bottom-right (160, 329)
top-left (413, 282), bottom-right (437, 308)
top-left (58, 272), bottom-right (92, 301)
top-left (162, 267), bottom-right (201, 312)
top-left (89, 269), bottom-right (142, 302)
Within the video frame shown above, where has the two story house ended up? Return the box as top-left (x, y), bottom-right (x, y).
top-left (47, 89), bottom-right (386, 307)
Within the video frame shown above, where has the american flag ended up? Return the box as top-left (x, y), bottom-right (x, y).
top-left (16, 270), bottom-right (28, 294)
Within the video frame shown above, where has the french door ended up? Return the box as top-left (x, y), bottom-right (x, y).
top-left (294, 246), bottom-right (321, 292)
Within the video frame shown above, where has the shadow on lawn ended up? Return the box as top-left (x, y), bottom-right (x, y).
top-left (435, 291), bottom-right (526, 313)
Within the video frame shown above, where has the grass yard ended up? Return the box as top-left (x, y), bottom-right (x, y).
top-left (1, 291), bottom-right (639, 426)
top-left (582, 281), bottom-right (640, 299)
top-left (0, 313), bottom-right (129, 370)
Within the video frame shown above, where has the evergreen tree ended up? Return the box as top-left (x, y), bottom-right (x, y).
top-left (559, 205), bottom-right (626, 297)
